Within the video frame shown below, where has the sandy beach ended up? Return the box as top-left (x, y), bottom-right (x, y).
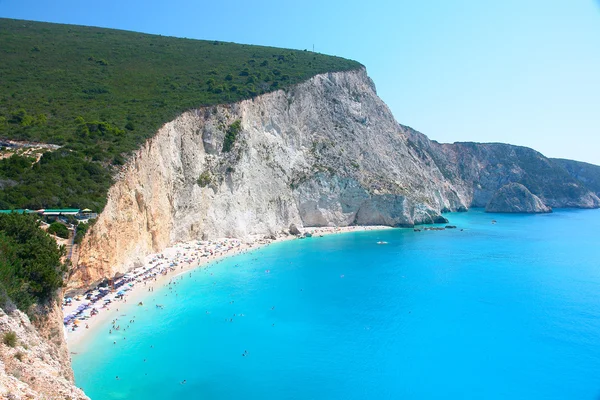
top-left (63, 225), bottom-right (392, 351)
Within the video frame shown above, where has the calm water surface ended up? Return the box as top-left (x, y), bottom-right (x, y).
top-left (72, 209), bottom-right (600, 399)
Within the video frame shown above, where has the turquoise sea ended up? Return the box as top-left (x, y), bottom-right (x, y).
top-left (72, 209), bottom-right (600, 399)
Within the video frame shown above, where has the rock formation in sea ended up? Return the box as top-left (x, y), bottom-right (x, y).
top-left (72, 68), bottom-right (600, 288)
top-left (485, 183), bottom-right (552, 213)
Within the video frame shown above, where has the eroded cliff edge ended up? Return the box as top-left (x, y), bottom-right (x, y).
top-left (72, 68), bottom-right (599, 287)
top-left (72, 69), bottom-right (464, 286)
top-left (0, 303), bottom-right (88, 399)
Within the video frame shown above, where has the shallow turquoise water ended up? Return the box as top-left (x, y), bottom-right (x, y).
top-left (72, 209), bottom-right (600, 399)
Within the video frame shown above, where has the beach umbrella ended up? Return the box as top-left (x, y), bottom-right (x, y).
top-left (117, 290), bottom-right (125, 295)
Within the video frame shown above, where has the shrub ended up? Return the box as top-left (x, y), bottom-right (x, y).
top-left (74, 221), bottom-right (90, 244)
top-left (10, 109), bottom-right (34, 127)
top-left (113, 154), bottom-right (125, 165)
top-left (0, 214), bottom-right (67, 314)
top-left (14, 351), bottom-right (24, 361)
top-left (3, 331), bottom-right (17, 347)
top-left (47, 222), bottom-right (69, 239)
top-left (197, 171), bottom-right (212, 187)
top-left (222, 120), bottom-right (242, 152)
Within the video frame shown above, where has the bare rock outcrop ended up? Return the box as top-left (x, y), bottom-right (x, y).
top-left (0, 304), bottom-right (88, 399)
top-left (485, 183), bottom-right (552, 213)
top-left (403, 127), bottom-right (600, 209)
top-left (289, 224), bottom-right (301, 236)
top-left (552, 158), bottom-right (600, 198)
top-left (72, 68), bottom-right (465, 288)
top-left (72, 68), bottom-right (600, 289)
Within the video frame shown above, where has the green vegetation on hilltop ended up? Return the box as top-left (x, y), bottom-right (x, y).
top-left (0, 18), bottom-right (361, 210)
top-left (0, 213), bottom-right (67, 314)
top-left (0, 149), bottom-right (111, 210)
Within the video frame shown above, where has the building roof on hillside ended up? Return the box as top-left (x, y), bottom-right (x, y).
top-left (40, 209), bottom-right (80, 215)
top-left (0, 209), bottom-right (31, 214)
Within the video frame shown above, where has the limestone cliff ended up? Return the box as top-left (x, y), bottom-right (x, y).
top-left (72, 68), bottom-right (466, 287)
top-left (0, 303), bottom-right (88, 399)
top-left (72, 68), bottom-right (600, 288)
top-left (403, 127), bottom-right (600, 209)
top-left (552, 158), bottom-right (600, 198)
top-left (485, 183), bottom-right (552, 213)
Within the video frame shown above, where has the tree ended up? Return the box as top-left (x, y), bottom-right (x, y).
top-left (0, 213), bottom-right (66, 314)
top-left (47, 222), bottom-right (69, 239)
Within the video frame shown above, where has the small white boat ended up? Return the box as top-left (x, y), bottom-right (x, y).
top-left (377, 241), bottom-right (388, 245)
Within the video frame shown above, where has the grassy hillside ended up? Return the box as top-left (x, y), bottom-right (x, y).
top-left (0, 18), bottom-right (361, 211)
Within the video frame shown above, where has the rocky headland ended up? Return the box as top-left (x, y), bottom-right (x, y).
top-left (3, 66), bottom-right (600, 399)
top-left (485, 183), bottom-right (552, 213)
top-left (71, 67), bottom-right (599, 288)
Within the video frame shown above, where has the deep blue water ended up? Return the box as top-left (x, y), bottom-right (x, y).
top-left (72, 209), bottom-right (600, 399)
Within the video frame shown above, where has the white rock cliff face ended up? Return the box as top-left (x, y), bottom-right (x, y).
top-left (73, 69), bottom-right (466, 286)
top-left (0, 304), bottom-right (88, 399)
top-left (73, 68), bottom-right (599, 287)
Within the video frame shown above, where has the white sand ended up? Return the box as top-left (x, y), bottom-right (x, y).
top-left (63, 225), bottom-right (392, 351)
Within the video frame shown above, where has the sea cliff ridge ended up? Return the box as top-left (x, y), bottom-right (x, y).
top-left (73, 68), bottom-right (599, 288)
top-left (1, 18), bottom-right (600, 399)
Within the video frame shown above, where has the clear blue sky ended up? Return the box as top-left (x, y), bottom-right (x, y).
top-left (2, 0), bottom-right (599, 164)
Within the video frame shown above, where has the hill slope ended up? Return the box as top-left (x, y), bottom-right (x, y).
top-left (73, 69), bottom-right (600, 286)
top-left (402, 126), bottom-right (600, 209)
top-left (0, 18), bottom-right (361, 210)
top-left (552, 158), bottom-right (600, 198)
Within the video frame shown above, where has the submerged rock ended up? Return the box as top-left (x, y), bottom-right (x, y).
top-left (485, 183), bottom-right (552, 213)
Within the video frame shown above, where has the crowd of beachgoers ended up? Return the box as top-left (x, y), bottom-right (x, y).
top-left (62, 237), bottom-right (245, 335)
top-left (62, 225), bottom-right (392, 344)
